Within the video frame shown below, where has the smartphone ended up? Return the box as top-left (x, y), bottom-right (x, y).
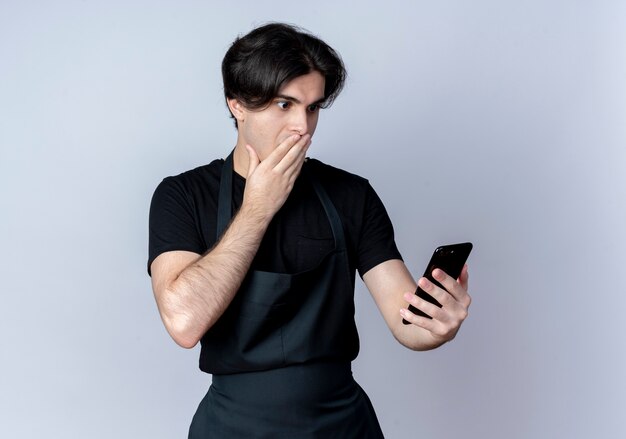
top-left (402, 242), bottom-right (473, 324)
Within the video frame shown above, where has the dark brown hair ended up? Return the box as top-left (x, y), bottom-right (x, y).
top-left (222, 23), bottom-right (346, 126)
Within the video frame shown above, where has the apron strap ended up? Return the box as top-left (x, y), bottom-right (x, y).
top-left (216, 153), bottom-right (233, 240)
top-left (302, 164), bottom-right (346, 251)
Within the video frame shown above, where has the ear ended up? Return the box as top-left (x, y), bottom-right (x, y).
top-left (226, 98), bottom-right (247, 123)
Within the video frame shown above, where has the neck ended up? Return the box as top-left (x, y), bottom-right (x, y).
top-left (232, 141), bottom-right (249, 178)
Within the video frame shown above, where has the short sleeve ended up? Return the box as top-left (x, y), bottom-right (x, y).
top-left (147, 177), bottom-right (204, 275)
top-left (356, 183), bottom-right (403, 277)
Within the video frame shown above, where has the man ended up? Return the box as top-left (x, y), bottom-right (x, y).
top-left (148, 23), bottom-right (470, 438)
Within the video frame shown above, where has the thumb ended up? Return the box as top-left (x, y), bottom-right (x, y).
top-left (459, 264), bottom-right (469, 289)
top-left (245, 144), bottom-right (260, 177)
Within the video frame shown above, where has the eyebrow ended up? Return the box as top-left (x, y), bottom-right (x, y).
top-left (275, 94), bottom-right (326, 105)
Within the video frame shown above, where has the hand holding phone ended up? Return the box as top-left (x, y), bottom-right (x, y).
top-left (402, 242), bottom-right (473, 324)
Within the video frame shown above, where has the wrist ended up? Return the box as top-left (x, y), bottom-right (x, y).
top-left (238, 200), bottom-right (274, 229)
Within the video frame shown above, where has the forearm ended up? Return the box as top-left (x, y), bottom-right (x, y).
top-left (364, 260), bottom-right (435, 350)
top-left (153, 135), bottom-right (310, 348)
top-left (158, 203), bottom-right (272, 348)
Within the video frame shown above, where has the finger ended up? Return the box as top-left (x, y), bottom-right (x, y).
top-left (459, 264), bottom-right (469, 291)
top-left (264, 134), bottom-right (302, 167)
top-left (399, 307), bottom-right (437, 332)
top-left (403, 291), bottom-right (444, 321)
top-left (283, 138), bottom-right (311, 179)
top-left (401, 300), bottom-right (465, 342)
top-left (274, 134), bottom-right (311, 174)
top-left (245, 144), bottom-right (260, 177)
top-left (431, 268), bottom-right (468, 302)
top-left (416, 276), bottom-right (451, 308)
top-left (430, 270), bottom-right (472, 312)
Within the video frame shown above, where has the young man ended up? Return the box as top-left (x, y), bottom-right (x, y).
top-left (148, 23), bottom-right (471, 438)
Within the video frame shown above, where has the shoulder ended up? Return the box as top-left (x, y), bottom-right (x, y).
top-left (305, 158), bottom-right (370, 192)
top-left (155, 159), bottom-right (224, 194)
top-left (305, 157), bottom-right (367, 182)
top-left (304, 157), bottom-right (380, 221)
top-left (150, 158), bottom-right (226, 218)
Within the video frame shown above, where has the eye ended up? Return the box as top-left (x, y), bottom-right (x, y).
top-left (276, 101), bottom-right (291, 110)
top-left (307, 104), bottom-right (320, 113)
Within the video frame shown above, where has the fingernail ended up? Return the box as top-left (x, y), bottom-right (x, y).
top-left (433, 269), bottom-right (444, 280)
top-left (403, 292), bottom-right (413, 301)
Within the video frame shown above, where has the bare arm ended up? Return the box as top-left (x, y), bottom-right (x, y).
top-left (150, 134), bottom-right (310, 348)
top-left (363, 259), bottom-right (470, 351)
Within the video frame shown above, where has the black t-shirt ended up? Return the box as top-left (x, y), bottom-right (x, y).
top-left (148, 158), bottom-right (402, 286)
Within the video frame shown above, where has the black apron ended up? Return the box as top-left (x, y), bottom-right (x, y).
top-left (188, 154), bottom-right (384, 438)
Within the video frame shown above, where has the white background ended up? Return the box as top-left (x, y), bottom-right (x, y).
top-left (1, 1), bottom-right (625, 438)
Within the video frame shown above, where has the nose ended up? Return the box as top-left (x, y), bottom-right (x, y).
top-left (290, 108), bottom-right (311, 135)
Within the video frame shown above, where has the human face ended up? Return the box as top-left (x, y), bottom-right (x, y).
top-left (229, 71), bottom-right (326, 161)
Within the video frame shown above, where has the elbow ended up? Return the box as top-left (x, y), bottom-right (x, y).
top-left (156, 286), bottom-right (205, 349)
top-left (404, 342), bottom-right (438, 352)
top-left (396, 334), bottom-right (427, 351)
top-left (171, 331), bottom-right (200, 349)
top-left (393, 327), bottom-right (444, 352)
top-left (162, 313), bottom-right (203, 349)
